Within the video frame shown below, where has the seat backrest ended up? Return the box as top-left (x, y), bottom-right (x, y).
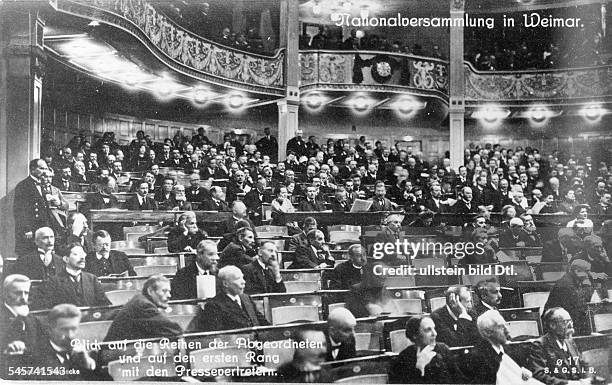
top-left (334, 374), bottom-right (388, 384)
top-left (271, 305), bottom-right (320, 325)
top-left (75, 320), bottom-right (113, 341)
top-left (105, 289), bottom-right (139, 306)
top-left (593, 313), bottom-right (612, 333)
top-left (412, 258), bottom-right (445, 270)
top-left (107, 357), bottom-right (177, 381)
top-left (392, 299), bottom-right (423, 314)
top-left (354, 332), bottom-right (380, 352)
top-left (582, 348), bottom-right (610, 380)
top-left (329, 231), bottom-right (361, 244)
top-left (154, 247), bottom-right (170, 254)
top-left (281, 271), bottom-right (321, 282)
top-left (383, 276), bottom-right (416, 287)
top-left (523, 292), bottom-right (550, 315)
top-left (507, 320), bottom-right (540, 339)
top-left (134, 265), bottom-right (177, 276)
top-left (255, 225), bottom-right (288, 236)
top-left (284, 281), bottom-right (320, 293)
top-left (541, 271), bottom-right (565, 281)
top-left (429, 297), bottom-right (446, 312)
top-left (389, 329), bottom-right (412, 353)
top-left (328, 302), bottom-right (346, 313)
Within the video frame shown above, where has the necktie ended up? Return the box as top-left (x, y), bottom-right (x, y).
top-left (58, 350), bottom-right (70, 364)
top-left (234, 297), bottom-right (242, 309)
top-left (41, 253), bottom-right (52, 266)
top-left (497, 351), bottom-right (503, 362)
top-left (72, 275), bottom-right (83, 298)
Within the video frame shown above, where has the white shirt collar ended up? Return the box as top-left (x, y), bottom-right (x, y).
top-left (227, 293), bottom-right (240, 303)
top-left (65, 266), bottom-right (81, 277)
top-left (446, 305), bottom-right (458, 321)
top-left (96, 252), bottom-right (109, 260)
top-left (482, 301), bottom-right (495, 310)
top-left (556, 339), bottom-right (568, 351)
top-left (256, 258), bottom-right (267, 271)
top-left (491, 343), bottom-right (504, 355)
top-left (4, 303), bottom-right (18, 317)
top-left (195, 262), bottom-right (209, 275)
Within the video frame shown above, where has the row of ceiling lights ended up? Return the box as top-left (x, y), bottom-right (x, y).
top-left (52, 37), bottom-right (255, 110)
top-left (474, 103), bottom-right (610, 127)
top-left (302, 92), bottom-right (427, 117)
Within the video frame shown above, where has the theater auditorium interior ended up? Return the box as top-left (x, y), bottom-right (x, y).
top-left (0, 0), bottom-right (611, 383)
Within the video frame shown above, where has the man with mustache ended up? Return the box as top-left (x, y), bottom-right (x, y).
top-left (34, 243), bottom-right (110, 310)
top-left (0, 275), bottom-right (44, 378)
top-left (528, 308), bottom-right (594, 385)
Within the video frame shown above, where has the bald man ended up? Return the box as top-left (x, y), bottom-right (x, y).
top-left (13, 227), bottom-right (64, 281)
top-left (326, 308), bottom-right (357, 361)
top-left (277, 330), bottom-right (332, 383)
top-left (192, 266), bottom-right (269, 331)
top-left (328, 244), bottom-right (367, 290)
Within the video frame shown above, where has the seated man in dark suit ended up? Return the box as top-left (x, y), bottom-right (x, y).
top-left (326, 308), bottom-right (357, 361)
top-left (218, 201), bottom-right (257, 238)
top-left (154, 176), bottom-right (178, 210)
top-left (86, 176), bottom-right (119, 211)
top-left (85, 230), bottom-right (136, 277)
top-left (12, 227), bottom-right (63, 281)
top-left (52, 165), bottom-right (80, 192)
top-left (192, 266), bottom-right (269, 331)
top-left (125, 181), bottom-right (158, 210)
top-left (298, 185), bottom-right (327, 212)
top-left (169, 184), bottom-right (192, 211)
top-left (374, 214), bottom-right (404, 265)
top-left (499, 218), bottom-right (539, 248)
top-left (329, 187), bottom-right (351, 212)
top-left (243, 175), bottom-right (267, 225)
top-left (389, 315), bottom-right (465, 384)
top-left (290, 229), bottom-right (334, 269)
top-left (462, 310), bottom-right (533, 384)
top-left (328, 244), bottom-right (367, 290)
top-left (544, 259), bottom-right (596, 336)
top-left (287, 216), bottom-right (318, 251)
top-left (29, 304), bottom-right (103, 380)
top-left (219, 227), bottom-right (258, 268)
top-left (185, 174), bottom-right (210, 203)
top-left (167, 211), bottom-right (208, 253)
top-left (473, 278), bottom-right (503, 317)
top-left (454, 186), bottom-right (479, 214)
top-left (277, 329), bottom-right (332, 383)
top-left (0, 274), bottom-right (44, 377)
top-left (528, 307), bottom-right (594, 385)
top-left (171, 239), bottom-right (219, 300)
top-left (369, 181), bottom-right (398, 212)
top-left (242, 241), bottom-right (286, 294)
top-left (200, 186), bottom-right (230, 211)
top-left (105, 275), bottom-right (182, 341)
top-left (34, 243), bottom-right (110, 310)
top-left (430, 285), bottom-right (480, 347)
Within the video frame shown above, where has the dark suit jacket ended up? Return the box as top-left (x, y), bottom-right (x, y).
top-left (328, 261), bottom-right (364, 290)
top-left (84, 250), bottom-right (136, 277)
top-left (325, 333), bottom-right (356, 362)
top-left (544, 273), bottom-right (593, 336)
top-left (185, 187), bottom-right (209, 203)
top-left (167, 228), bottom-right (208, 253)
top-left (462, 340), bottom-right (511, 384)
top-left (369, 197), bottom-right (395, 212)
top-left (454, 199), bottom-right (479, 214)
top-left (218, 216), bottom-right (257, 238)
top-left (528, 333), bottom-right (587, 385)
top-left (104, 294), bottom-right (182, 342)
top-left (12, 251), bottom-right (64, 281)
top-left (52, 179), bottom-right (80, 192)
top-left (220, 242), bottom-right (256, 268)
top-left (171, 262), bottom-right (218, 300)
top-left (0, 306), bottom-right (44, 365)
top-left (289, 245), bottom-right (334, 269)
top-left (287, 232), bottom-right (309, 251)
top-left (298, 199), bottom-right (326, 212)
top-left (330, 198), bottom-right (351, 212)
top-left (27, 338), bottom-right (104, 380)
top-left (201, 198), bottom-right (230, 212)
top-left (13, 177), bottom-right (52, 254)
top-left (241, 260), bottom-right (286, 294)
top-left (276, 362), bottom-right (332, 383)
top-left (499, 229), bottom-right (538, 248)
top-left (430, 306), bottom-right (480, 347)
top-left (424, 197), bottom-right (449, 214)
top-left (125, 195), bottom-right (158, 210)
top-left (36, 269), bottom-right (110, 310)
top-left (243, 189), bottom-right (265, 215)
top-left (192, 292), bottom-right (269, 331)
top-left (389, 343), bottom-right (464, 384)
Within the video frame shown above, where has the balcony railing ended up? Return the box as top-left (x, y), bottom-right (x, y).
top-left (464, 61), bottom-right (612, 102)
top-left (299, 50), bottom-right (449, 99)
top-left (51, 0), bottom-right (285, 93)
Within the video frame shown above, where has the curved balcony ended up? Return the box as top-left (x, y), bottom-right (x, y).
top-left (299, 50), bottom-right (449, 102)
top-left (464, 62), bottom-right (612, 104)
top-left (51, 0), bottom-right (285, 95)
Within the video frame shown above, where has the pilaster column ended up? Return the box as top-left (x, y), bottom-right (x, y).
top-left (277, 0), bottom-right (300, 161)
top-left (0, 5), bottom-right (46, 257)
top-left (449, 0), bottom-right (465, 170)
